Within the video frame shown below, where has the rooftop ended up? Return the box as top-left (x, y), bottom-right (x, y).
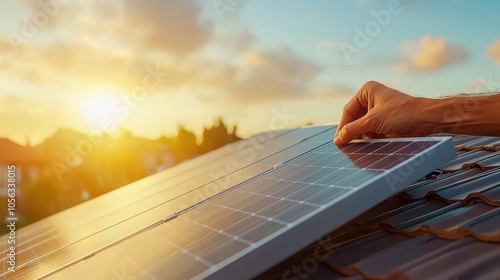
top-left (0, 138), bottom-right (50, 165)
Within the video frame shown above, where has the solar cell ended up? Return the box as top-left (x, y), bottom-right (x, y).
top-left (28, 136), bottom-right (455, 280)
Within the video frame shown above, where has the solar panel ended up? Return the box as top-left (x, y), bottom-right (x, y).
top-left (0, 126), bottom-right (335, 278)
top-left (10, 132), bottom-right (456, 279)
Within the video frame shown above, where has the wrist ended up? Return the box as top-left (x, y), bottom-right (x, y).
top-left (413, 97), bottom-right (444, 135)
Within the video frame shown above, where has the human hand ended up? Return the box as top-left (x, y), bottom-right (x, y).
top-left (334, 81), bottom-right (430, 146)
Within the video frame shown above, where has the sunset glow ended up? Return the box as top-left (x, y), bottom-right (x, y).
top-left (0, 1), bottom-right (499, 145)
top-left (81, 91), bottom-right (119, 127)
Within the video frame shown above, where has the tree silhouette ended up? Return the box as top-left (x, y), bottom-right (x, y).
top-left (199, 117), bottom-right (240, 154)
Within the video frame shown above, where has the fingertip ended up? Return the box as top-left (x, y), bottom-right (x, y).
top-left (334, 129), bottom-right (344, 146)
top-left (334, 136), bottom-right (341, 146)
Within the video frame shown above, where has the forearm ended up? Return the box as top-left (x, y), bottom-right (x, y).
top-left (418, 94), bottom-right (500, 136)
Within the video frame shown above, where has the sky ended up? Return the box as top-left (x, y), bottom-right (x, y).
top-left (0, 0), bottom-right (499, 145)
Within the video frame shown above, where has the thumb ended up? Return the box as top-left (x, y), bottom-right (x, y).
top-left (334, 117), bottom-right (371, 146)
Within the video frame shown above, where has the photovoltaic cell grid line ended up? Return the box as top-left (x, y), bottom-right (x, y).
top-left (44, 137), bottom-right (456, 280)
top-left (1, 126), bottom-right (336, 279)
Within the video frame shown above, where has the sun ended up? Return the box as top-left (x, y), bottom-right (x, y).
top-left (81, 90), bottom-right (118, 126)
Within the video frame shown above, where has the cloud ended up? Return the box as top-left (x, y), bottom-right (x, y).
top-left (0, 36), bottom-right (320, 104)
top-left (124, 0), bottom-right (213, 54)
top-left (0, 1), bottom-right (216, 92)
top-left (0, 41), bottom-right (158, 92)
top-left (0, 35), bottom-right (327, 105)
top-left (218, 29), bottom-right (256, 52)
top-left (394, 35), bottom-right (468, 72)
top-left (23, 0), bottom-right (116, 29)
top-left (314, 85), bottom-right (353, 99)
top-left (0, 38), bottom-right (12, 53)
top-left (218, 49), bottom-right (320, 104)
top-left (1, 27), bottom-right (324, 109)
top-left (21, 0), bottom-right (212, 55)
top-left (0, 1), bottom-right (323, 107)
top-left (486, 40), bottom-right (500, 65)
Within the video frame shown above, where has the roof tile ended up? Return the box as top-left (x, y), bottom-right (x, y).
top-left (435, 170), bottom-right (500, 202)
top-left (404, 167), bottom-right (487, 199)
top-left (439, 150), bottom-right (495, 171)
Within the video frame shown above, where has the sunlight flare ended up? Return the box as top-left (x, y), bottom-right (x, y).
top-left (81, 90), bottom-right (119, 127)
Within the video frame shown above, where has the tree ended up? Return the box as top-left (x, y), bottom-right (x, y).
top-left (199, 117), bottom-right (240, 154)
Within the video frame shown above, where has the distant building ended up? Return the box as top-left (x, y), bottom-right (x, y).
top-left (142, 145), bottom-right (176, 175)
top-left (0, 138), bottom-right (52, 196)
